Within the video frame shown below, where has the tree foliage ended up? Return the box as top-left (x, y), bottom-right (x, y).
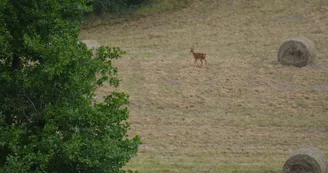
top-left (0, 0), bottom-right (140, 172)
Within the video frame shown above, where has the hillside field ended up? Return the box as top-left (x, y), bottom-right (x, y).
top-left (79, 0), bottom-right (328, 172)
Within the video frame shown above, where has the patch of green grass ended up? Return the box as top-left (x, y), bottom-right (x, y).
top-left (125, 153), bottom-right (284, 173)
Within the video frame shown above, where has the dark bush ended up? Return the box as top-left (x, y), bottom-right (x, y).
top-left (92, 0), bottom-right (148, 14)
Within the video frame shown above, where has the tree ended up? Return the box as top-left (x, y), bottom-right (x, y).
top-left (0, 0), bottom-right (140, 172)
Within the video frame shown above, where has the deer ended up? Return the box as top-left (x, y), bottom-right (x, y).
top-left (190, 46), bottom-right (207, 67)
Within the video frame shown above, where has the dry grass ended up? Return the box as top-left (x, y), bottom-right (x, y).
top-left (79, 0), bottom-right (328, 172)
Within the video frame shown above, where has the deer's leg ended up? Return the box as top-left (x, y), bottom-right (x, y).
top-left (204, 59), bottom-right (208, 66)
top-left (194, 59), bottom-right (198, 66)
top-left (200, 59), bottom-right (203, 67)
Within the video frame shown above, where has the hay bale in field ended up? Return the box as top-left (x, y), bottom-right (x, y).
top-left (80, 39), bottom-right (101, 57)
top-left (277, 36), bottom-right (316, 67)
top-left (283, 147), bottom-right (327, 173)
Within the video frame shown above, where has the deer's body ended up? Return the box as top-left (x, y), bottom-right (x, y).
top-left (190, 46), bottom-right (207, 67)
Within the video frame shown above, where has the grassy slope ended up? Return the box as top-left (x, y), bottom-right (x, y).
top-left (80, 0), bottom-right (328, 172)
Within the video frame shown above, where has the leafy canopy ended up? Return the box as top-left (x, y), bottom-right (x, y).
top-left (0, 0), bottom-right (140, 172)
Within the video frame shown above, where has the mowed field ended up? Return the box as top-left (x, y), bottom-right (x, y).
top-left (79, 0), bottom-right (328, 172)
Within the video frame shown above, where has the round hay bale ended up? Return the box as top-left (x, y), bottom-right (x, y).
top-left (80, 39), bottom-right (101, 57)
top-left (283, 147), bottom-right (327, 173)
top-left (277, 36), bottom-right (316, 67)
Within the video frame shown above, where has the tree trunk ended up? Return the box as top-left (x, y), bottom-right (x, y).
top-left (11, 53), bottom-right (20, 70)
